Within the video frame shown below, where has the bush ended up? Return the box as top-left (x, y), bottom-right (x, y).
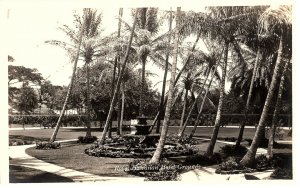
top-left (219, 145), bottom-right (248, 160)
top-left (35, 141), bottom-right (61, 150)
top-left (215, 157), bottom-right (253, 174)
top-left (224, 137), bottom-right (236, 142)
top-left (127, 159), bottom-right (181, 181)
top-left (255, 155), bottom-right (272, 171)
top-left (270, 167), bottom-right (292, 179)
top-left (185, 153), bottom-right (222, 166)
top-left (77, 136), bottom-right (98, 144)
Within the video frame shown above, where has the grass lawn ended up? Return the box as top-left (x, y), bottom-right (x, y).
top-left (25, 140), bottom-right (229, 177)
top-left (9, 165), bottom-right (74, 183)
top-left (9, 126), bottom-right (292, 143)
top-left (9, 126), bottom-right (256, 141)
top-left (25, 142), bottom-right (137, 177)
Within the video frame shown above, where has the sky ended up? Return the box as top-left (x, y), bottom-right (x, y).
top-left (5, 5), bottom-right (213, 93)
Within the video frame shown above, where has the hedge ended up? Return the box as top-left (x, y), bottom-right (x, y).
top-left (9, 115), bottom-right (87, 127)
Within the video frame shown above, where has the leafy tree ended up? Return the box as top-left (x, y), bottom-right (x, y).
top-left (8, 65), bottom-right (43, 86)
top-left (15, 86), bottom-right (38, 114)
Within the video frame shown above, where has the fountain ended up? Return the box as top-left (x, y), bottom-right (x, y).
top-left (124, 115), bottom-right (160, 147)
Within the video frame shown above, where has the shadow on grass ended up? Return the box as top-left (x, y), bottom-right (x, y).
top-left (274, 142), bottom-right (292, 149)
top-left (9, 165), bottom-right (74, 183)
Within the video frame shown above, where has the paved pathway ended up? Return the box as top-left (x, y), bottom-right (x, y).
top-left (9, 139), bottom-right (275, 182)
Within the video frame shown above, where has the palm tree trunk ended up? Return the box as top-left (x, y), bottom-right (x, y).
top-left (49, 10), bottom-right (86, 143)
top-left (206, 42), bottom-right (229, 157)
top-left (107, 8), bottom-right (123, 137)
top-left (189, 67), bottom-right (216, 139)
top-left (235, 49), bottom-right (262, 147)
top-left (178, 88), bottom-right (188, 133)
top-left (85, 62), bottom-right (92, 137)
top-left (120, 82), bottom-right (125, 135)
top-left (139, 56), bottom-right (146, 116)
top-left (267, 58), bottom-right (289, 157)
top-left (149, 7), bottom-right (181, 164)
top-left (107, 59), bottom-right (117, 138)
top-left (99, 10), bottom-right (137, 145)
top-left (177, 68), bottom-right (213, 138)
top-left (240, 37), bottom-right (284, 167)
top-left (116, 94), bottom-right (121, 135)
top-left (155, 9), bottom-right (173, 134)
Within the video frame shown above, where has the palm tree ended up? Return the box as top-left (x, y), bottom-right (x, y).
top-left (130, 8), bottom-right (166, 116)
top-left (206, 40), bottom-right (229, 157)
top-left (240, 5), bottom-right (292, 166)
top-left (177, 43), bottom-right (222, 138)
top-left (47, 9), bottom-right (106, 138)
top-left (152, 33), bottom-right (201, 133)
top-left (267, 58), bottom-right (289, 157)
top-left (98, 9), bottom-right (138, 145)
top-left (50, 9), bottom-right (86, 142)
top-left (149, 7), bottom-right (181, 164)
top-left (156, 8), bottom-right (173, 134)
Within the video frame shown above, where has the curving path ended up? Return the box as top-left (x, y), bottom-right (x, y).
top-left (9, 139), bottom-right (273, 182)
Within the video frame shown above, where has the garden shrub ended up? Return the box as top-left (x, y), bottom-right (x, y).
top-left (215, 157), bottom-right (254, 174)
top-left (167, 134), bottom-right (200, 145)
top-left (77, 136), bottom-right (98, 144)
top-left (255, 155), bottom-right (272, 171)
top-left (35, 141), bottom-right (61, 150)
top-left (185, 153), bottom-right (222, 166)
top-left (219, 145), bottom-right (248, 160)
top-left (270, 167), bottom-right (292, 179)
top-left (224, 137), bottom-right (236, 142)
top-left (127, 159), bottom-right (181, 181)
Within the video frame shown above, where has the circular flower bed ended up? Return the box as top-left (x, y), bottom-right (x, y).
top-left (84, 135), bottom-right (197, 158)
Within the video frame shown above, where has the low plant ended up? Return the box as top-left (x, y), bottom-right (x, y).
top-left (215, 157), bottom-right (254, 174)
top-left (219, 145), bottom-right (248, 160)
top-left (35, 141), bottom-right (61, 150)
top-left (127, 159), bottom-right (181, 181)
top-left (270, 167), bottom-right (292, 179)
top-left (185, 153), bottom-right (222, 166)
top-left (77, 136), bottom-right (98, 144)
top-left (255, 155), bottom-right (272, 171)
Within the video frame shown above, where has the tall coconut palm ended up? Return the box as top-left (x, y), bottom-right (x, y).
top-left (98, 9), bottom-right (138, 145)
top-left (156, 8), bottom-right (173, 134)
top-left (240, 5), bottom-right (292, 166)
top-left (46, 9), bottom-right (107, 138)
top-left (177, 42), bottom-right (222, 138)
top-left (152, 33), bottom-right (201, 133)
top-left (149, 7), bottom-right (181, 164)
top-left (109, 8), bottom-right (123, 137)
top-left (267, 58), bottom-right (289, 157)
top-left (49, 9), bottom-right (87, 142)
top-left (206, 40), bottom-right (229, 157)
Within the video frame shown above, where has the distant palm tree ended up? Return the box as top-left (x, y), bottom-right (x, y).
top-left (149, 7), bottom-right (181, 164)
top-left (240, 5), bottom-right (292, 166)
top-left (98, 9), bottom-right (138, 145)
top-left (50, 9), bottom-right (87, 143)
top-left (47, 9), bottom-right (108, 139)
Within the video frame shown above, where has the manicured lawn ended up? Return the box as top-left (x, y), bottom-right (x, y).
top-left (26, 142), bottom-right (136, 177)
top-left (25, 140), bottom-right (229, 177)
top-left (9, 126), bottom-right (256, 141)
top-left (9, 165), bottom-right (74, 183)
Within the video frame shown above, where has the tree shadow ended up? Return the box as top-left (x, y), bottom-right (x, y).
top-left (9, 165), bottom-right (74, 183)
